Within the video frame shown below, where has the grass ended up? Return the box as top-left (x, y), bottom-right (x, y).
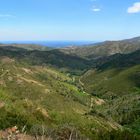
top-left (80, 64), bottom-right (140, 137)
top-left (81, 65), bottom-right (140, 98)
top-left (0, 61), bottom-right (117, 139)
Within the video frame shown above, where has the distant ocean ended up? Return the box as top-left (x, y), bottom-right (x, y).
top-left (0, 41), bottom-right (96, 48)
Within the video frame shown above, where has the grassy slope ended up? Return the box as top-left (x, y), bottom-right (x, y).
top-left (0, 58), bottom-right (123, 139)
top-left (80, 65), bottom-right (140, 136)
top-left (81, 65), bottom-right (140, 96)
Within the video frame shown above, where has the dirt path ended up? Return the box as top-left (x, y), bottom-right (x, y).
top-left (18, 76), bottom-right (45, 87)
top-left (79, 77), bottom-right (84, 86)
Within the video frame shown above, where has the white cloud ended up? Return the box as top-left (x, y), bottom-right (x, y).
top-left (127, 2), bottom-right (140, 13)
top-left (0, 14), bottom-right (16, 18)
top-left (92, 8), bottom-right (101, 12)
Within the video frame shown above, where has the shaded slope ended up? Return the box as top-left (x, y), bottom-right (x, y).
top-left (0, 47), bottom-right (91, 73)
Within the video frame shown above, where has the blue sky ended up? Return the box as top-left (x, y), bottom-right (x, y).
top-left (0, 0), bottom-right (140, 41)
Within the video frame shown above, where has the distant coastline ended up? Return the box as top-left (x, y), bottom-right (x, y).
top-left (0, 40), bottom-right (97, 48)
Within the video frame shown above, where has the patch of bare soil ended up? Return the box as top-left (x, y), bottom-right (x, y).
top-left (0, 57), bottom-right (15, 64)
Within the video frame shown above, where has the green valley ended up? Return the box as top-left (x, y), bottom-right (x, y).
top-left (0, 37), bottom-right (140, 140)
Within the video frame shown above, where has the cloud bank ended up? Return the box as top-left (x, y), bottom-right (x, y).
top-left (127, 2), bottom-right (140, 13)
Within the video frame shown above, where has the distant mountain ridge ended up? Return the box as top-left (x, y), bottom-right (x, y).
top-left (60, 36), bottom-right (140, 59)
top-left (0, 44), bottom-right (50, 51)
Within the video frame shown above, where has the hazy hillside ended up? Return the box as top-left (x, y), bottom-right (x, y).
top-left (0, 44), bottom-right (50, 51)
top-left (60, 37), bottom-right (140, 59)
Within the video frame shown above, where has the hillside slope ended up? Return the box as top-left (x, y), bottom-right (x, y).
top-left (0, 56), bottom-right (125, 139)
top-left (0, 44), bottom-right (50, 51)
top-left (0, 47), bottom-right (91, 74)
top-left (60, 36), bottom-right (140, 59)
top-left (80, 50), bottom-right (140, 136)
top-left (0, 39), bottom-right (140, 139)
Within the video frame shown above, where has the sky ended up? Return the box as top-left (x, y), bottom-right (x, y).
top-left (0, 0), bottom-right (140, 41)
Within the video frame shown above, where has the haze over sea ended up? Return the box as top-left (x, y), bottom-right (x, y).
top-left (0, 41), bottom-right (96, 48)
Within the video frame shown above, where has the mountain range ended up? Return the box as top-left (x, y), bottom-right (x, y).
top-left (0, 37), bottom-right (140, 140)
